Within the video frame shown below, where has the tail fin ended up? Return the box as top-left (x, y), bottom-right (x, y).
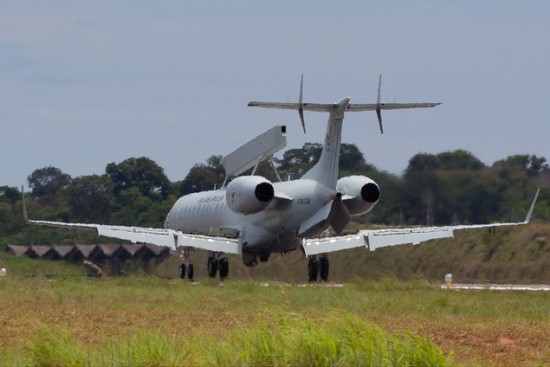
top-left (301, 97), bottom-right (350, 188)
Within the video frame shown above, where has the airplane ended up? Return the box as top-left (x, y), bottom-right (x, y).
top-left (23, 76), bottom-right (540, 281)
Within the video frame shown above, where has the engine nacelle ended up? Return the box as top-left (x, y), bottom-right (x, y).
top-left (226, 176), bottom-right (275, 214)
top-left (336, 175), bottom-right (380, 215)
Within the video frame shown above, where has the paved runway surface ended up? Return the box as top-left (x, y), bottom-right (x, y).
top-left (442, 284), bottom-right (550, 291)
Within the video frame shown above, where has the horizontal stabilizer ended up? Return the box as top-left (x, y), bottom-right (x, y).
top-left (348, 102), bottom-right (442, 111)
top-left (248, 101), bottom-right (341, 113)
top-left (248, 101), bottom-right (441, 113)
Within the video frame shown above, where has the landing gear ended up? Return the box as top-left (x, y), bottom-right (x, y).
top-left (308, 258), bottom-right (319, 282)
top-left (219, 257), bottom-right (229, 280)
top-left (179, 263), bottom-right (194, 280)
top-left (178, 247), bottom-right (194, 280)
top-left (207, 252), bottom-right (229, 280)
top-left (308, 254), bottom-right (329, 282)
top-left (207, 256), bottom-right (218, 278)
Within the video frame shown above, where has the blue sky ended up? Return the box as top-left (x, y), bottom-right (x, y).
top-left (1, 1), bottom-right (549, 188)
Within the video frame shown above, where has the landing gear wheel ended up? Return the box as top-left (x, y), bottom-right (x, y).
top-left (320, 257), bottom-right (329, 282)
top-left (178, 247), bottom-right (194, 281)
top-left (219, 257), bottom-right (229, 280)
top-left (179, 263), bottom-right (194, 280)
top-left (179, 264), bottom-right (186, 279)
top-left (308, 258), bottom-right (319, 282)
top-left (207, 256), bottom-right (218, 278)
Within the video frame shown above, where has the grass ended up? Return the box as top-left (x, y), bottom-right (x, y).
top-left (0, 276), bottom-right (549, 366)
top-left (7, 316), bottom-right (450, 367)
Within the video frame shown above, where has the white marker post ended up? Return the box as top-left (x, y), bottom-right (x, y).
top-left (445, 273), bottom-right (453, 289)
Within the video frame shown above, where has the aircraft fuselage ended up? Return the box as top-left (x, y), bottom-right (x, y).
top-left (165, 179), bottom-right (336, 255)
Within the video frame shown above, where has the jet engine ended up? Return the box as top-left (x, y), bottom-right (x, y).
top-left (226, 176), bottom-right (275, 214)
top-left (336, 175), bottom-right (380, 215)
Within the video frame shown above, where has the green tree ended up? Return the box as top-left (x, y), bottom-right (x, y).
top-left (493, 154), bottom-right (549, 177)
top-left (110, 187), bottom-right (154, 226)
top-left (106, 157), bottom-right (171, 200)
top-left (275, 143), bottom-right (322, 179)
top-left (339, 144), bottom-right (376, 176)
top-left (179, 155), bottom-right (225, 195)
top-left (0, 186), bottom-right (20, 204)
top-left (27, 166), bottom-right (71, 199)
top-left (67, 175), bottom-right (112, 223)
top-left (405, 150), bottom-right (484, 176)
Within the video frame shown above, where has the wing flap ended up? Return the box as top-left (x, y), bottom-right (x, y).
top-left (96, 226), bottom-right (178, 249)
top-left (175, 233), bottom-right (241, 254)
top-left (361, 228), bottom-right (454, 251)
top-left (303, 234), bottom-right (366, 256)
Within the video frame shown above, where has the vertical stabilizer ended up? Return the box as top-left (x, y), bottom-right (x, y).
top-left (301, 97), bottom-right (350, 188)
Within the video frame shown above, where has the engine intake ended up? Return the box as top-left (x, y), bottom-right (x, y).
top-left (361, 182), bottom-right (380, 203)
top-left (226, 176), bottom-right (274, 214)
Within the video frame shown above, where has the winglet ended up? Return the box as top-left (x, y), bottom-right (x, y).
top-left (21, 186), bottom-right (30, 223)
top-left (524, 188), bottom-right (540, 224)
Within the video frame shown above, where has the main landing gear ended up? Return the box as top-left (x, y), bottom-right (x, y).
top-left (308, 254), bottom-right (329, 282)
top-left (178, 249), bottom-right (229, 281)
top-left (207, 252), bottom-right (229, 280)
top-left (178, 247), bottom-right (194, 280)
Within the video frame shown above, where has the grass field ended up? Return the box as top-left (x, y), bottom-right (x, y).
top-left (0, 274), bottom-right (549, 366)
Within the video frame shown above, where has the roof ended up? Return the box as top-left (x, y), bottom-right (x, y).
top-left (4, 244), bottom-right (170, 262)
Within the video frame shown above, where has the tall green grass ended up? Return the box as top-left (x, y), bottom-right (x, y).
top-left (2, 276), bottom-right (548, 365)
top-left (4, 314), bottom-right (452, 367)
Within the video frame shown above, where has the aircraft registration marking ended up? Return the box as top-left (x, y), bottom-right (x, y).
top-left (198, 195), bottom-right (224, 204)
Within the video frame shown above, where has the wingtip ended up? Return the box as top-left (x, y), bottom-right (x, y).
top-left (21, 185), bottom-right (30, 223)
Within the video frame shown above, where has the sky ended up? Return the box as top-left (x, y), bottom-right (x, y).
top-left (1, 1), bottom-right (549, 189)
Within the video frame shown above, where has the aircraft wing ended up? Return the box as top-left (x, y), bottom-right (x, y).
top-left (23, 216), bottom-right (241, 255)
top-left (302, 189), bottom-right (539, 256)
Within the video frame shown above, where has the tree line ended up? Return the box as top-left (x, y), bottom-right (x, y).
top-left (0, 145), bottom-right (548, 248)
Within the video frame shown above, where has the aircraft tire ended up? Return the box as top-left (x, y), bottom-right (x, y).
top-left (219, 257), bottom-right (229, 280)
top-left (308, 258), bottom-right (319, 282)
top-left (320, 257), bottom-right (329, 282)
top-left (207, 256), bottom-right (218, 278)
top-left (187, 264), bottom-right (194, 280)
top-left (179, 264), bottom-right (186, 279)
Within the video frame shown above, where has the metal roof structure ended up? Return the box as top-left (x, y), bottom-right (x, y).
top-left (5, 244), bottom-right (170, 263)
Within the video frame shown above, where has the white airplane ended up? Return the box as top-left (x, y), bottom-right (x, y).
top-left (23, 76), bottom-right (539, 281)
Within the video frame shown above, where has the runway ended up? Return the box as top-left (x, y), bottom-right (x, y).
top-left (260, 282), bottom-right (550, 291)
top-left (442, 283), bottom-right (550, 291)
